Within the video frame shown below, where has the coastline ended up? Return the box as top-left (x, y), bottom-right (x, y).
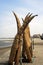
top-left (0, 46), bottom-right (11, 63)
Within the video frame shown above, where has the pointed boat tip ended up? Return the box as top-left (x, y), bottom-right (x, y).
top-left (12, 11), bottom-right (15, 15)
top-left (35, 15), bottom-right (38, 16)
top-left (33, 14), bottom-right (38, 17)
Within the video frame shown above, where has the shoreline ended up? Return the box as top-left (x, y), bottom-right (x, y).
top-left (0, 45), bottom-right (43, 65)
top-left (0, 46), bottom-right (11, 49)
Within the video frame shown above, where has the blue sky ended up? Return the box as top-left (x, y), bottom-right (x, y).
top-left (0, 0), bottom-right (43, 38)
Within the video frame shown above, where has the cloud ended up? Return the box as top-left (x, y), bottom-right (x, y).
top-left (0, 8), bottom-right (29, 37)
top-left (30, 15), bottom-right (43, 35)
top-left (0, 11), bottom-right (17, 38)
top-left (0, 6), bottom-right (43, 37)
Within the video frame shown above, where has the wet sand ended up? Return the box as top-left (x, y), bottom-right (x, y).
top-left (0, 47), bottom-right (11, 63)
top-left (0, 38), bottom-right (43, 65)
top-left (0, 45), bottom-right (43, 65)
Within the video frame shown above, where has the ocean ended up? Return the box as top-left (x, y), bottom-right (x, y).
top-left (0, 40), bottom-right (13, 48)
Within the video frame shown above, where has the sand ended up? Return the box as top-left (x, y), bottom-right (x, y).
top-left (0, 47), bottom-right (11, 63)
top-left (0, 45), bottom-right (43, 65)
top-left (0, 38), bottom-right (43, 65)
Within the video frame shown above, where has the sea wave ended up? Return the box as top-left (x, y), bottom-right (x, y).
top-left (0, 41), bottom-right (13, 48)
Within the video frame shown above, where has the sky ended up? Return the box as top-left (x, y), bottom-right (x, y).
top-left (0, 0), bottom-right (43, 38)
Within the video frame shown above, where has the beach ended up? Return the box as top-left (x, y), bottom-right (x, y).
top-left (0, 45), bottom-right (43, 65)
top-left (0, 38), bottom-right (43, 65)
top-left (0, 47), bottom-right (11, 63)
